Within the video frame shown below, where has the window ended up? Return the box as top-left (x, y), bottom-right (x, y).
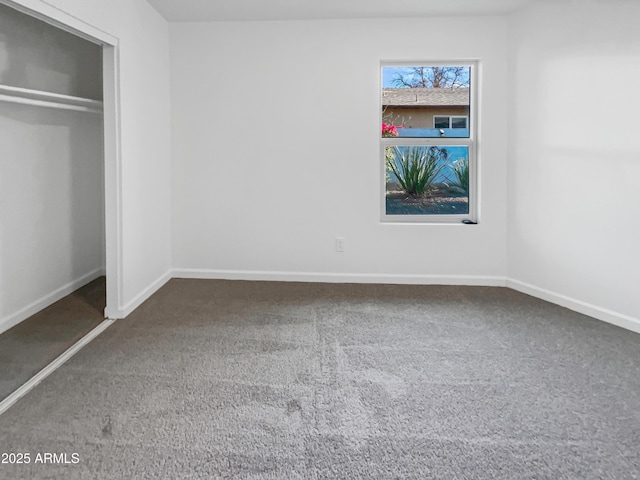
top-left (381, 63), bottom-right (476, 222)
top-left (434, 116), bottom-right (468, 129)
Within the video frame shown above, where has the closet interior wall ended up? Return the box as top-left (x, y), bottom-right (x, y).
top-left (0, 3), bottom-right (105, 333)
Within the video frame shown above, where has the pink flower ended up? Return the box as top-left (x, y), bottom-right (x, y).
top-left (382, 123), bottom-right (400, 137)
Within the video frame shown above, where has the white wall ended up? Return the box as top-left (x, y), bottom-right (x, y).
top-left (4, 0), bottom-right (173, 318)
top-left (0, 4), bottom-right (104, 332)
top-left (3, 0), bottom-right (636, 335)
top-left (170, 17), bottom-right (509, 283)
top-left (507, 2), bottom-right (640, 326)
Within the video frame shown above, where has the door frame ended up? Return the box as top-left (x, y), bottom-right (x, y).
top-left (1, 0), bottom-right (123, 319)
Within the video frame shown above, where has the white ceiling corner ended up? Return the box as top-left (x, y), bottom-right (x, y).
top-left (146, 0), bottom-right (539, 22)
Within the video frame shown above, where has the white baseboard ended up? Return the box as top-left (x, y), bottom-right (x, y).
top-left (172, 268), bottom-right (507, 287)
top-left (0, 268), bottom-right (105, 335)
top-left (174, 269), bottom-right (639, 334)
top-left (8, 267), bottom-right (634, 337)
top-left (104, 269), bottom-right (172, 319)
top-left (506, 278), bottom-right (640, 334)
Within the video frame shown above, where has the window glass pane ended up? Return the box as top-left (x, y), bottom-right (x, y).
top-left (434, 116), bottom-right (450, 129)
top-left (382, 66), bottom-right (470, 138)
top-left (385, 145), bottom-right (469, 216)
top-left (451, 117), bottom-right (468, 129)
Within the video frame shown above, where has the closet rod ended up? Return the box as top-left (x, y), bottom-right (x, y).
top-left (0, 84), bottom-right (103, 114)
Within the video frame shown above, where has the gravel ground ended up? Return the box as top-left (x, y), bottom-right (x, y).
top-left (385, 190), bottom-right (469, 215)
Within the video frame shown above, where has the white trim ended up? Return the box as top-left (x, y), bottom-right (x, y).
top-left (174, 271), bottom-right (640, 334)
top-left (381, 137), bottom-right (471, 147)
top-left (0, 0), bottom-right (117, 45)
top-left (380, 61), bottom-right (478, 224)
top-left (0, 268), bottom-right (105, 335)
top-left (0, 319), bottom-right (115, 417)
top-left (105, 270), bottom-right (172, 319)
top-left (173, 268), bottom-right (507, 286)
top-left (506, 278), bottom-right (640, 335)
top-left (1, 0), bottom-right (125, 338)
top-left (102, 45), bottom-right (124, 319)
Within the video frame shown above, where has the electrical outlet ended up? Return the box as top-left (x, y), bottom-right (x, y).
top-left (335, 237), bottom-right (345, 252)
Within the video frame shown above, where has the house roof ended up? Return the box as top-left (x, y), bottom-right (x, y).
top-left (382, 88), bottom-right (469, 107)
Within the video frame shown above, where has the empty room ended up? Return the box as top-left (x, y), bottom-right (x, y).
top-left (0, 0), bottom-right (638, 478)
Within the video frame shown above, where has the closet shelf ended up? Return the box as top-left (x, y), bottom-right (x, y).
top-left (0, 84), bottom-right (103, 114)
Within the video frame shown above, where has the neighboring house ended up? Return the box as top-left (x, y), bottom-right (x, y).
top-left (382, 87), bottom-right (470, 130)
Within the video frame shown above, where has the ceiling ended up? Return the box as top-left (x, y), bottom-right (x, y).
top-left (145, 0), bottom-right (542, 22)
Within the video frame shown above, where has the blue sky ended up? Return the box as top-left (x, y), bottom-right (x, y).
top-left (382, 67), bottom-right (414, 88)
top-left (382, 66), bottom-right (471, 88)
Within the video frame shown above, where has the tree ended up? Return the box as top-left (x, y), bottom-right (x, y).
top-left (392, 67), bottom-right (469, 89)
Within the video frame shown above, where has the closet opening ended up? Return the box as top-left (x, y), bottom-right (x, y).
top-left (0, 1), bottom-right (122, 405)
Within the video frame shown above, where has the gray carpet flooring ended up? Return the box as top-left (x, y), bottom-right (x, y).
top-left (0, 279), bottom-right (639, 479)
top-left (0, 277), bottom-right (105, 401)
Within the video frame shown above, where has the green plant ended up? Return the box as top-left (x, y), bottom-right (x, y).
top-left (386, 146), bottom-right (448, 196)
top-left (382, 123), bottom-right (401, 183)
top-left (451, 157), bottom-right (469, 194)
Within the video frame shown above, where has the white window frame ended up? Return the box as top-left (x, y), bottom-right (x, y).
top-left (434, 115), bottom-right (469, 129)
top-left (380, 61), bottom-right (478, 224)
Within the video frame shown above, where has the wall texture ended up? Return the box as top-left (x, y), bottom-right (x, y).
top-left (383, 107), bottom-right (469, 130)
top-left (170, 16), bottom-right (509, 283)
top-left (507, 2), bottom-right (640, 326)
